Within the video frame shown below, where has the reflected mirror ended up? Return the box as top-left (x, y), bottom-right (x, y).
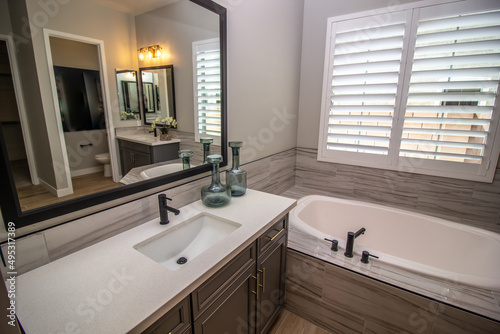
top-left (0, 0), bottom-right (227, 228)
top-left (116, 70), bottom-right (140, 121)
top-left (140, 65), bottom-right (176, 124)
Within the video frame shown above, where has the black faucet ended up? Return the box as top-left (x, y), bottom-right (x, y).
top-left (158, 194), bottom-right (180, 225)
top-left (344, 227), bottom-right (366, 258)
top-left (149, 128), bottom-right (157, 137)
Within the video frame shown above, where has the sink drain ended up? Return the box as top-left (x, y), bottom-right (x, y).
top-left (176, 257), bottom-right (188, 265)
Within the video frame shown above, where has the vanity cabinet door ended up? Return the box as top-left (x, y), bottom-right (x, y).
top-left (193, 265), bottom-right (257, 334)
top-left (191, 243), bottom-right (256, 320)
top-left (119, 148), bottom-right (151, 175)
top-left (151, 143), bottom-right (180, 163)
top-left (143, 296), bottom-right (191, 334)
top-left (256, 234), bottom-right (287, 334)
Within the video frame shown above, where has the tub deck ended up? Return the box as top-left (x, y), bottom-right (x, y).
top-left (282, 186), bottom-right (500, 322)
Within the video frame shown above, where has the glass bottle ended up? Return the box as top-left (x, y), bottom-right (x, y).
top-left (201, 154), bottom-right (231, 207)
top-left (178, 150), bottom-right (193, 170)
top-left (226, 141), bottom-right (247, 196)
top-left (200, 137), bottom-right (213, 164)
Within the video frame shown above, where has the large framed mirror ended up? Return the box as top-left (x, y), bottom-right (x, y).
top-left (0, 0), bottom-right (227, 229)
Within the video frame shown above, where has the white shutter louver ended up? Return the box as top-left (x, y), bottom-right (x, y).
top-left (327, 16), bottom-right (407, 155)
top-left (400, 10), bottom-right (500, 164)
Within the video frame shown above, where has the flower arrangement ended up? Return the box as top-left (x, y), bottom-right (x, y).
top-left (151, 117), bottom-right (177, 130)
top-left (151, 117), bottom-right (177, 140)
top-left (120, 111), bottom-right (139, 120)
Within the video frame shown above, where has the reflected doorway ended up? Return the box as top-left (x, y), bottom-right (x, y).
top-left (0, 39), bottom-right (35, 190)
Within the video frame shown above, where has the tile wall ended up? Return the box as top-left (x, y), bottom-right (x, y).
top-left (295, 148), bottom-right (500, 234)
top-left (0, 148), bottom-right (296, 277)
top-left (3, 145), bottom-right (499, 277)
top-left (285, 250), bottom-right (500, 334)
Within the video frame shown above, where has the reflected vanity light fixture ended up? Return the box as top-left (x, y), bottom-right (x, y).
top-left (138, 45), bottom-right (162, 61)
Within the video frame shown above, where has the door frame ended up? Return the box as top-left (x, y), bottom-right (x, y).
top-left (42, 29), bottom-right (120, 189)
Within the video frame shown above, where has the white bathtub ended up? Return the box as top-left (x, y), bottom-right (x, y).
top-left (290, 195), bottom-right (500, 291)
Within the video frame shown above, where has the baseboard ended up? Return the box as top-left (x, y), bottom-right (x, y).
top-left (70, 166), bottom-right (103, 178)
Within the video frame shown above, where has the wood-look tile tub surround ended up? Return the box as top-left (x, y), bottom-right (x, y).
top-left (295, 148), bottom-right (500, 234)
top-left (285, 249), bottom-right (500, 334)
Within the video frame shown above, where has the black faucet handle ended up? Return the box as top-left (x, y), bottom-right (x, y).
top-left (361, 251), bottom-right (379, 264)
top-left (158, 194), bottom-right (173, 202)
top-left (324, 238), bottom-right (339, 252)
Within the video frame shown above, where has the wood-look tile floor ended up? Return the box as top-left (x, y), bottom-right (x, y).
top-left (16, 172), bottom-right (121, 211)
top-left (268, 309), bottom-right (332, 334)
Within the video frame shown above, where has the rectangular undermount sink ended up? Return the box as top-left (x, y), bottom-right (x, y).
top-left (133, 213), bottom-right (241, 271)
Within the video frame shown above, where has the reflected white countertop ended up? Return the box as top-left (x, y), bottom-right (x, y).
top-left (15, 190), bottom-right (296, 334)
top-left (116, 133), bottom-right (181, 146)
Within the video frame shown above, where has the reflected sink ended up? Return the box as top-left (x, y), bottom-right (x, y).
top-left (140, 163), bottom-right (184, 180)
top-left (133, 213), bottom-right (241, 271)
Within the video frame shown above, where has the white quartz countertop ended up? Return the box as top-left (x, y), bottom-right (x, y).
top-left (15, 190), bottom-right (296, 334)
top-left (116, 133), bottom-right (181, 146)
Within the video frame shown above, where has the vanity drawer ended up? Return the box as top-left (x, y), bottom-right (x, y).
top-left (258, 214), bottom-right (288, 257)
top-left (191, 242), bottom-right (256, 320)
top-left (143, 296), bottom-right (191, 334)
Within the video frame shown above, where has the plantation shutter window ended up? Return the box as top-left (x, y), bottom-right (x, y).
top-left (193, 39), bottom-right (221, 144)
top-left (318, 0), bottom-right (500, 182)
top-left (326, 12), bottom-right (410, 160)
top-left (400, 9), bottom-right (500, 165)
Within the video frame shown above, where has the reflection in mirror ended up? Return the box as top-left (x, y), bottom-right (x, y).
top-left (140, 66), bottom-right (176, 124)
top-left (0, 0), bottom-right (227, 228)
top-left (116, 70), bottom-right (140, 121)
top-left (143, 82), bottom-right (155, 113)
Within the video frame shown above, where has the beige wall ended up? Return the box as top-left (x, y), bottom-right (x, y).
top-left (221, 0), bottom-right (303, 163)
top-left (0, 0), bottom-right (12, 35)
top-left (49, 36), bottom-right (100, 70)
top-left (135, 0), bottom-right (219, 133)
top-left (21, 0), bottom-right (140, 190)
top-left (25, 0), bottom-right (139, 127)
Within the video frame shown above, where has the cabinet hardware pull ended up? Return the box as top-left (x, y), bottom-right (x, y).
top-left (266, 228), bottom-right (284, 241)
top-left (251, 274), bottom-right (260, 300)
top-left (259, 268), bottom-right (266, 293)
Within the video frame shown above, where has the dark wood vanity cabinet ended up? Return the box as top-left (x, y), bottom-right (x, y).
top-left (256, 216), bottom-right (288, 334)
top-left (143, 214), bottom-right (288, 334)
top-left (118, 139), bottom-right (180, 175)
top-left (193, 265), bottom-right (257, 333)
top-left (143, 296), bottom-right (191, 334)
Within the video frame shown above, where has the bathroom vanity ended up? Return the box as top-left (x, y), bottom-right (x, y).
top-left (144, 215), bottom-right (288, 334)
top-left (15, 190), bottom-right (295, 334)
top-left (116, 134), bottom-right (181, 174)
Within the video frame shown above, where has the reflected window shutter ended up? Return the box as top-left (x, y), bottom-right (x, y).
top-left (194, 40), bottom-right (221, 138)
top-left (400, 10), bottom-right (500, 164)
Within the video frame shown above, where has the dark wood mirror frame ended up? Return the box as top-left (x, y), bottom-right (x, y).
top-left (139, 65), bottom-right (176, 124)
top-left (0, 0), bottom-right (227, 229)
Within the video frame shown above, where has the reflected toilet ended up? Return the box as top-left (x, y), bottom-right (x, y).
top-left (95, 152), bottom-right (111, 177)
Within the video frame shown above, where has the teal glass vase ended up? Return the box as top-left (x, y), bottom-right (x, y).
top-left (226, 141), bottom-right (247, 196)
top-left (201, 155), bottom-right (231, 207)
top-left (178, 150), bottom-right (193, 170)
top-left (200, 137), bottom-right (213, 164)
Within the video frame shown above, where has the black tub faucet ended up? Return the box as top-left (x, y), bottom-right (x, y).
top-left (158, 194), bottom-right (180, 225)
top-left (344, 227), bottom-right (366, 258)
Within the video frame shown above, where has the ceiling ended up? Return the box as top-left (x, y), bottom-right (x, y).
top-left (86, 0), bottom-right (179, 15)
